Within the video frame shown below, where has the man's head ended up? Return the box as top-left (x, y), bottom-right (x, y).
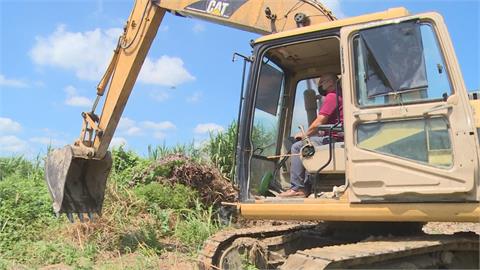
top-left (317, 73), bottom-right (337, 96)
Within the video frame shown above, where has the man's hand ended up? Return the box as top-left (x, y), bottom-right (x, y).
top-left (294, 131), bottom-right (304, 141)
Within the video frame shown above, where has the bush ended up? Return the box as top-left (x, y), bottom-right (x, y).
top-left (134, 183), bottom-right (197, 210)
top-left (112, 146), bottom-right (142, 173)
top-left (138, 156), bottom-right (187, 185)
top-left (110, 146), bottom-right (150, 186)
top-left (0, 158), bottom-right (54, 251)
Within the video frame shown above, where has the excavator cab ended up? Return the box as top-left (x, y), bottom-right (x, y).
top-left (238, 34), bottom-right (344, 199)
top-left (238, 11), bottom-right (479, 203)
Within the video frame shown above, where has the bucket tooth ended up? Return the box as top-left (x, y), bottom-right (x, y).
top-left (66, 212), bottom-right (74, 223)
top-left (78, 213), bottom-right (85, 223)
top-left (87, 212), bottom-right (94, 221)
top-left (45, 145), bottom-right (112, 216)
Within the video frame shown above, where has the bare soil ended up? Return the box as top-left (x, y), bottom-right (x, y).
top-left (423, 222), bottom-right (480, 235)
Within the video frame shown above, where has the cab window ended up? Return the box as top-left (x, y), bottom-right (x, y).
top-left (353, 21), bottom-right (451, 107)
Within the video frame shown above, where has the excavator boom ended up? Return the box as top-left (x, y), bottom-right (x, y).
top-left (45, 0), bottom-right (335, 217)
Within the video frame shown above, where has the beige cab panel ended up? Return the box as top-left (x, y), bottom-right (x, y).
top-left (340, 13), bottom-right (479, 202)
top-left (302, 143), bottom-right (345, 174)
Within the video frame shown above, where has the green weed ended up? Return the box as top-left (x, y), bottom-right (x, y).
top-left (110, 146), bottom-right (151, 186)
top-left (2, 239), bottom-right (96, 268)
top-left (134, 183), bottom-right (197, 210)
top-left (0, 161), bottom-right (54, 251)
top-left (174, 200), bottom-right (224, 252)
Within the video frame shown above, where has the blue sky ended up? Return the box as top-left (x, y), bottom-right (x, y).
top-left (0, 0), bottom-right (478, 157)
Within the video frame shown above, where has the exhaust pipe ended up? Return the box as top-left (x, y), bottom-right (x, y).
top-left (45, 145), bottom-right (112, 220)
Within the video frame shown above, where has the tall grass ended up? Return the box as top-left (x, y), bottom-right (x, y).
top-left (0, 133), bottom-right (235, 268)
top-left (0, 155), bottom-right (43, 181)
top-left (174, 200), bottom-right (225, 251)
top-left (205, 121), bottom-right (237, 181)
top-left (147, 141), bottom-right (202, 161)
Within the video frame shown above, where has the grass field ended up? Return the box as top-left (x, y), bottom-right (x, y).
top-left (0, 123), bottom-right (238, 269)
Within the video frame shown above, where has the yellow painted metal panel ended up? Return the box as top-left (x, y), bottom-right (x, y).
top-left (255, 7), bottom-right (409, 44)
top-left (470, 99), bottom-right (480, 128)
top-left (239, 201), bottom-right (480, 222)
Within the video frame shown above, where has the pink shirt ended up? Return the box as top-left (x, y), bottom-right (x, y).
top-left (319, 92), bottom-right (343, 125)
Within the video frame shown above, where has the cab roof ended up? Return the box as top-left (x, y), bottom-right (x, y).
top-left (254, 7), bottom-right (410, 44)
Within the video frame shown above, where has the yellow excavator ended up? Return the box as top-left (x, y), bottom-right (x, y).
top-left (45, 0), bottom-right (480, 269)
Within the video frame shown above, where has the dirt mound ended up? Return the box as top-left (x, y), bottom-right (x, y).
top-left (131, 154), bottom-right (237, 207)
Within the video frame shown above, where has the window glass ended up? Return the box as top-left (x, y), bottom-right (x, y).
top-left (357, 118), bottom-right (452, 167)
top-left (251, 58), bottom-right (284, 157)
top-left (354, 21), bottom-right (451, 107)
top-left (290, 79), bottom-right (319, 136)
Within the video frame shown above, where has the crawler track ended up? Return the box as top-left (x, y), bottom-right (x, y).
top-left (282, 232), bottom-right (479, 269)
top-left (199, 223), bottom-right (479, 269)
top-left (199, 223), bottom-right (321, 269)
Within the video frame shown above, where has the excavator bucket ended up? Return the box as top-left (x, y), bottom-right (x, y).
top-left (45, 145), bottom-right (112, 218)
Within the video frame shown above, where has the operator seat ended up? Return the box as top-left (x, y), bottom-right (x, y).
top-left (303, 76), bottom-right (345, 174)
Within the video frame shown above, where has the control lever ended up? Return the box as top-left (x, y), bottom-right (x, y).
top-left (299, 125), bottom-right (312, 145)
top-left (299, 125), bottom-right (315, 158)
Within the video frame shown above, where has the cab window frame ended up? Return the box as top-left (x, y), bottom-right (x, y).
top-left (350, 19), bottom-right (455, 109)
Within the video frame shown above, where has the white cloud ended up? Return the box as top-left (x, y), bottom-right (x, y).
top-left (192, 23), bottom-right (206, 34)
top-left (322, 0), bottom-right (346, 19)
top-left (141, 120), bottom-right (176, 130)
top-left (118, 117), bottom-right (143, 136)
top-left (118, 117), bottom-right (176, 139)
top-left (0, 136), bottom-right (28, 153)
top-left (139, 56), bottom-right (195, 87)
top-left (194, 123), bottom-right (224, 134)
top-left (0, 74), bottom-right (28, 88)
top-left (0, 117), bottom-right (22, 134)
top-left (118, 117), bottom-right (136, 130)
top-left (30, 25), bottom-right (122, 80)
top-left (30, 26), bottom-right (195, 87)
top-left (65, 96), bottom-right (93, 107)
top-left (64, 85), bottom-right (93, 107)
top-left (125, 126), bottom-right (142, 136)
top-left (153, 132), bottom-right (166, 140)
top-left (110, 137), bottom-right (127, 148)
top-left (150, 89), bottom-right (170, 102)
top-left (29, 137), bottom-right (65, 147)
top-left (186, 91), bottom-right (203, 103)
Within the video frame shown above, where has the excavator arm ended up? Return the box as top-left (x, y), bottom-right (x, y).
top-left (45, 0), bottom-right (335, 219)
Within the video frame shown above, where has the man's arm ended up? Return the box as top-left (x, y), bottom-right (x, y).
top-left (295, 114), bottom-right (328, 139)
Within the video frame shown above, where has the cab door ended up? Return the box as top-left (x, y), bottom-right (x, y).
top-left (340, 13), bottom-right (478, 202)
